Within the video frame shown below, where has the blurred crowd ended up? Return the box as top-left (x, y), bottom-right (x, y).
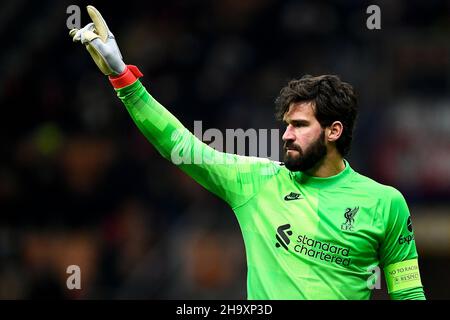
top-left (0, 0), bottom-right (449, 299)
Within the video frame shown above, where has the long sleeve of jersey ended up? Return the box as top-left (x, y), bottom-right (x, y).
top-left (379, 188), bottom-right (426, 300)
top-left (390, 286), bottom-right (426, 300)
top-left (115, 79), bottom-right (280, 209)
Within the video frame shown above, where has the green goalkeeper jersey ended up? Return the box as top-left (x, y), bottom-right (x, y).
top-left (115, 80), bottom-right (425, 300)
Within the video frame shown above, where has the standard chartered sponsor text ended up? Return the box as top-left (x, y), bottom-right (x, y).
top-left (294, 235), bottom-right (352, 266)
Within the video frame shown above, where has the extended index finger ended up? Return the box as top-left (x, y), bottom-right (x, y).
top-left (86, 5), bottom-right (109, 42)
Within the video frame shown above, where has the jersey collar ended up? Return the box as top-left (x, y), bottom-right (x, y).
top-left (292, 159), bottom-right (353, 188)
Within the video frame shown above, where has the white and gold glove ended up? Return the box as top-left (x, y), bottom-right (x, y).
top-left (69, 5), bottom-right (126, 76)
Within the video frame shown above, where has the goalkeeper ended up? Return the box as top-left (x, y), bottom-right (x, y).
top-left (70, 6), bottom-right (426, 300)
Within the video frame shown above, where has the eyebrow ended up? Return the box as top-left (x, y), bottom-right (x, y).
top-left (284, 119), bottom-right (310, 126)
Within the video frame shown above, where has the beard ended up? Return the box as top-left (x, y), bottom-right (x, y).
top-left (283, 130), bottom-right (327, 172)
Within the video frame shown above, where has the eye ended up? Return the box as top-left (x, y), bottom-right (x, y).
top-left (291, 121), bottom-right (303, 128)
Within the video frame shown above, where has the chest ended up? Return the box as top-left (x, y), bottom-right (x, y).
top-left (243, 181), bottom-right (384, 267)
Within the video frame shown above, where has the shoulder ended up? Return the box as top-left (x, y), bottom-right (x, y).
top-left (349, 172), bottom-right (411, 236)
top-left (240, 157), bottom-right (286, 177)
top-left (349, 169), bottom-right (405, 203)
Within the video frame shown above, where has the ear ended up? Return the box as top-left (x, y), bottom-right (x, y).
top-left (326, 121), bottom-right (343, 142)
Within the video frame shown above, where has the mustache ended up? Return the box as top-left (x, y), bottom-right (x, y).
top-left (284, 141), bottom-right (302, 153)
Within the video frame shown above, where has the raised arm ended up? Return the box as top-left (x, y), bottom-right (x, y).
top-left (69, 6), bottom-right (281, 209)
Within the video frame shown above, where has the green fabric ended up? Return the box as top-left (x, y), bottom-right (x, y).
top-left (117, 80), bottom-right (280, 209)
top-left (390, 286), bottom-right (426, 300)
top-left (116, 80), bottom-right (425, 300)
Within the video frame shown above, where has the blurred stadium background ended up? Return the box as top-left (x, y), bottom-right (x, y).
top-left (0, 0), bottom-right (449, 299)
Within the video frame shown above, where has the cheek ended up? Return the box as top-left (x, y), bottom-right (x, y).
top-left (294, 128), bottom-right (319, 147)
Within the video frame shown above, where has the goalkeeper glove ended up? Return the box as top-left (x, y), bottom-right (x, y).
top-left (69, 5), bottom-right (142, 86)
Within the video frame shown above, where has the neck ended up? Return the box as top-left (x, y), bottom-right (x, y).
top-left (305, 151), bottom-right (345, 178)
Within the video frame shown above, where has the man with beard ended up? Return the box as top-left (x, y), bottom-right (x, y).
top-left (70, 6), bottom-right (425, 300)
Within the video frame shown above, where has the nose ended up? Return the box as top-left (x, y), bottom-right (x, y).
top-left (282, 125), bottom-right (295, 142)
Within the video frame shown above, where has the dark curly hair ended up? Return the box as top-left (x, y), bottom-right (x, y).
top-left (275, 74), bottom-right (358, 157)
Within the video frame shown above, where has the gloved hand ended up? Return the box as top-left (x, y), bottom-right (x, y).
top-left (69, 5), bottom-right (126, 76)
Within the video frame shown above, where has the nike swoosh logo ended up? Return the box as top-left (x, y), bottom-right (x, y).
top-left (284, 192), bottom-right (302, 201)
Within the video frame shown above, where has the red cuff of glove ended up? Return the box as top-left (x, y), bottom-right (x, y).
top-left (109, 65), bottom-right (143, 89)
